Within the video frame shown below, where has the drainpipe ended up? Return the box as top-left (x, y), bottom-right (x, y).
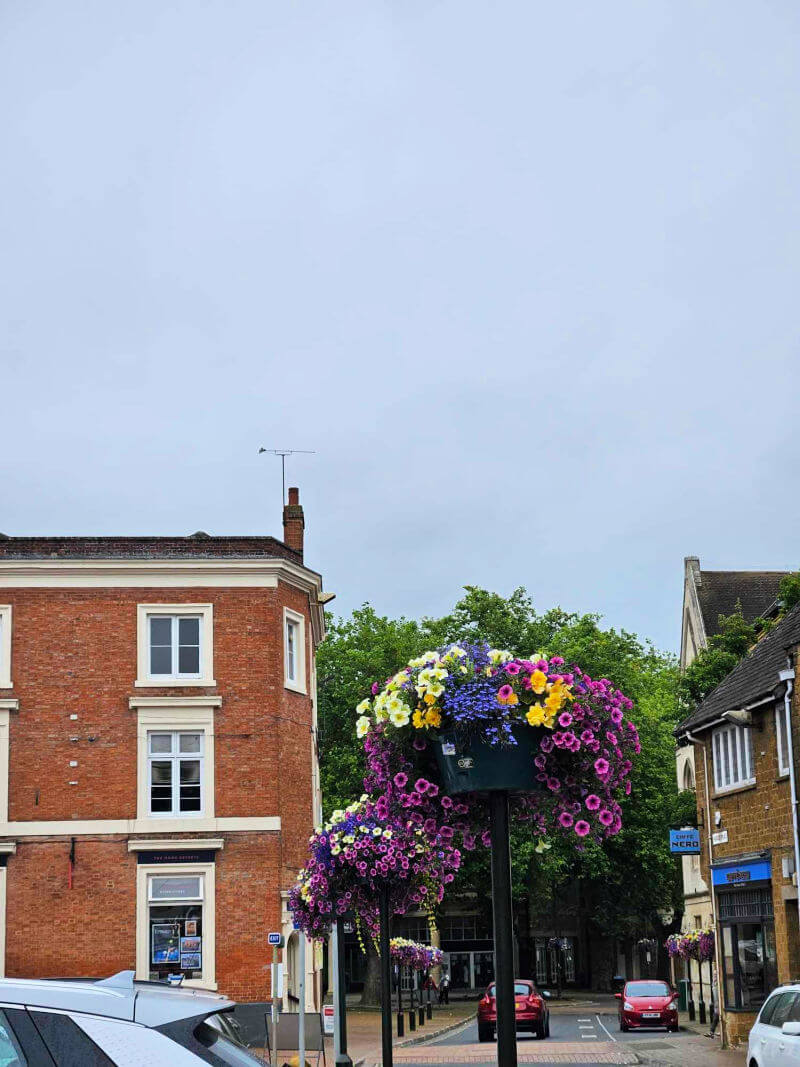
top-left (779, 661), bottom-right (800, 941)
top-left (685, 727), bottom-right (727, 1048)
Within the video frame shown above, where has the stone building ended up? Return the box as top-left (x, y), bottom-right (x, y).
top-left (0, 488), bottom-right (328, 1005)
top-left (677, 558), bottom-right (788, 1016)
top-left (676, 600), bottom-right (800, 1045)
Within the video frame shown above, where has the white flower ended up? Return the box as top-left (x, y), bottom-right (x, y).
top-left (356, 715), bottom-right (371, 739)
top-left (389, 707), bottom-right (411, 728)
top-left (489, 648), bottom-right (513, 664)
top-left (429, 665), bottom-right (448, 681)
top-left (356, 698), bottom-right (372, 715)
top-left (534, 838), bottom-right (552, 854)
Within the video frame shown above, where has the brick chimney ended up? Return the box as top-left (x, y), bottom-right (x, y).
top-left (282, 487), bottom-right (305, 557)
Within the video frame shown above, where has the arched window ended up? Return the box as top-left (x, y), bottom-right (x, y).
top-left (682, 761), bottom-right (695, 792)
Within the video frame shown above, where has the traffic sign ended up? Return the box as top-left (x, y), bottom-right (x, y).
top-left (268, 932), bottom-right (284, 947)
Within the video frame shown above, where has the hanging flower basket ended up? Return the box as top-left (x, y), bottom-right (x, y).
top-left (357, 642), bottom-right (639, 846)
top-left (390, 937), bottom-right (444, 970)
top-left (665, 929), bottom-right (715, 962)
top-left (288, 797), bottom-right (460, 939)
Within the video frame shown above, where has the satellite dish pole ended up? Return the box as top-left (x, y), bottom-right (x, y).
top-left (258, 448), bottom-right (316, 505)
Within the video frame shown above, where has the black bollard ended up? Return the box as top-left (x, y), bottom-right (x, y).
top-left (335, 916), bottom-right (353, 1067)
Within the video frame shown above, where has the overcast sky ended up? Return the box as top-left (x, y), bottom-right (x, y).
top-left (2, 2), bottom-right (799, 653)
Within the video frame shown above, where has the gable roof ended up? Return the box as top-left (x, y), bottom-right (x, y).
top-left (677, 602), bottom-right (800, 736)
top-left (696, 570), bottom-right (787, 637)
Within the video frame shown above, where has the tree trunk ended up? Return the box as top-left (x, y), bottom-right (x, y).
top-left (360, 937), bottom-right (382, 1007)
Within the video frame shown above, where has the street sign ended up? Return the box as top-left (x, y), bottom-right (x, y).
top-left (322, 1003), bottom-right (335, 1035)
top-left (669, 828), bottom-right (701, 854)
top-left (268, 932), bottom-right (284, 947)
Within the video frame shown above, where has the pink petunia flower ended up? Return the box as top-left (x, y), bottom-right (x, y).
top-left (575, 821), bottom-right (591, 837)
top-left (497, 684), bottom-right (514, 701)
top-left (594, 758), bottom-right (610, 777)
top-left (505, 662), bottom-right (521, 676)
top-left (585, 794), bottom-right (602, 811)
top-left (559, 811), bottom-right (574, 828)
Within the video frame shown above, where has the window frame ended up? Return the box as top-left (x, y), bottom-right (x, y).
top-left (776, 704), bottom-right (791, 778)
top-left (135, 702), bottom-right (216, 826)
top-left (147, 731), bottom-right (205, 817)
top-left (136, 862), bottom-right (216, 990)
top-left (283, 608), bottom-right (306, 694)
top-left (712, 723), bottom-right (755, 793)
top-left (135, 604), bottom-right (214, 688)
top-left (0, 607), bottom-right (11, 690)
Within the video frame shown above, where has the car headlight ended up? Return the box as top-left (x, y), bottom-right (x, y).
top-left (624, 1002), bottom-right (634, 1011)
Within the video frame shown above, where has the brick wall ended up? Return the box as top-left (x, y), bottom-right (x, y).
top-left (0, 579), bottom-right (317, 1001)
top-left (694, 662), bottom-right (800, 1045)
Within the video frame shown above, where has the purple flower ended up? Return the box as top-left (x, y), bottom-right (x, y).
top-left (598, 809), bottom-right (614, 827)
top-left (414, 778), bottom-right (431, 794)
top-left (558, 711), bottom-right (573, 728)
top-left (559, 811), bottom-right (574, 828)
top-left (575, 821), bottom-right (591, 837)
top-left (393, 772), bottom-right (408, 789)
top-left (585, 794), bottom-right (601, 811)
top-left (546, 777), bottom-right (561, 792)
top-left (594, 758), bottom-right (610, 777)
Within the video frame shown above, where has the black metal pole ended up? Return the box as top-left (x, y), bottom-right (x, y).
top-left (698, 960), bottom-right (706, 1025)
top-left (490, 790), bottom-right (517, 1067)
top-left (426, 978), bottom-right (432, 1020)
top-left (687, 969), bottom-right (695, 1022)
top-left (396, 964), bottom-right (404, 1037)
top-left (379, 887), bottom-right (393, 1067)
top-left (418, 972), bottom-right (425, 1026)
top-left (335, 917), bottom-right (353, 1067)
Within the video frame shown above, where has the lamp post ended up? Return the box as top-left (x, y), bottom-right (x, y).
top-left (379, 888), bottom-right (393, 1067)
top-left (490, 790), bottom-right (517, 1067)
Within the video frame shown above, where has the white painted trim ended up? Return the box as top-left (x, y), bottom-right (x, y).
top-left (135, 604), bottom-right (214, 688)
top-left (0, 607), bottom-right (10, 689)
top-left (0, 817), bottom-right (280, 837)
top-left (0, 558), bottom-right (327, 643)
top-left (0, 711), bottom-right (10, 825)
top-left (136, 704), bottom-right (215, 822)
top-left (0, 867), bottom-right (6, 978)
top-left (128, 838), bottom-right (224, 852)
top-left (0, 702), bottom-right (18, 712)
top-left (283, 608), bottom-right (307, 694)
top-left (0, 844), bottom-right (15, 855)
top-left (136, 861), bottom-right (215, 988)
top-left (129, 696), bottom-right (222, 710)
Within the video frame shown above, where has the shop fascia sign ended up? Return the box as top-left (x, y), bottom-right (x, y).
top-left (711, 858), bottom-right (771, 887)
top-left (669, 828), bottom-right (701, 854)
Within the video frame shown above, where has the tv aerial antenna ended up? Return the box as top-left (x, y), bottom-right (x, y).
top-left (258, 448), bottom-right (316, 505)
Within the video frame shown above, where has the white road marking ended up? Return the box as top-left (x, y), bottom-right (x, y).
top-left (595, 1013), bottom-right (618, 1042)
top-left (578, 1017), bottom-right (592, 1022)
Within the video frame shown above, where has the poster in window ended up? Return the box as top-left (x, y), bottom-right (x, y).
top-left (185, 920), bottom-right (198, 937)
top-left (152, 924), bottom-right (180, 964)
top-left (181, 952), bottom-right (201, 970)
top-left (180, 937), bottom-right (201, 953)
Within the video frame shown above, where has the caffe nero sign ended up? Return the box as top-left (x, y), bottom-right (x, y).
top-left (669, 829), bottom-right (701, 854)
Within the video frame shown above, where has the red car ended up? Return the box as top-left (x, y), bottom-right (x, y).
top-left (477, 980), bottom-right (551, 1042)
top-left (616, 980), bottom-right (679, 1032)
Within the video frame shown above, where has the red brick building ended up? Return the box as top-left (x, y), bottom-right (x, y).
top-left (0, 489), bottom-right (327, 1004)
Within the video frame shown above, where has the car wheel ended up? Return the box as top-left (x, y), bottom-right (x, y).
top-left (535, 1018), bottom-right (547, 1040)
top-left (545, 1014), bottom-right (550, 1038)
top-left (668, 1024), bottom-right (679, 1033)
top-left (478, 1024), bottom-right (494, 1043)
top-left (620, 1021), bottom-right (629, 1032)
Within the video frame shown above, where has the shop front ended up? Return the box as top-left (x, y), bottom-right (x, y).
top-left (712, 856), bottom-right (777, 1013)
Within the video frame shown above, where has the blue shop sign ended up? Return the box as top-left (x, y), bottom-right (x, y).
top-left (670, 829), bottom-right (701, 854)
top-left (712, 859), bottom-right (772, 887)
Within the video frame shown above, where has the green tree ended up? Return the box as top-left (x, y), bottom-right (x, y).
top-left (678, 604), bottom-right (758, 707)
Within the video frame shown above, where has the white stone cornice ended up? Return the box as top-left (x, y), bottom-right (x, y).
top-left (0, 701), bottom-right (18, 712)
top-left (128, 696), bottom-right (223, 710)
top-left (127, 838), bottom-right (224, 852)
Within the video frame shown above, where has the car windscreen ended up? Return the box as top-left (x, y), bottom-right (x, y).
top-left (626, 982), bottom-right (670, 998)
top-left (488, 983), bottom-right (532, 996)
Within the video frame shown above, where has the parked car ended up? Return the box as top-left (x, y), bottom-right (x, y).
top-left (747, 983), bottom-right (800, 1066)
top-left (0, 969), bottom-right (263, 1065)
top-left (477, 979), bottom-right (551, 1042)
top-left (615, 979), bottom-right (679, 1032)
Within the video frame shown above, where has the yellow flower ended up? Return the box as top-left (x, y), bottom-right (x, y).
top-left (412, 709), bottom-right (426, 728)
top-left (526, 705), bottom-right (546, 727)
top-left (425, 708), bottom-right (442, 728)
top-left (423, 691), bottom-right (437, 705)
top-left (530, 670), bottom-right (548, 694)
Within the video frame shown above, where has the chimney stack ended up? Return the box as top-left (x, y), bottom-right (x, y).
top-left (283, 487), bottom-right (305, 557)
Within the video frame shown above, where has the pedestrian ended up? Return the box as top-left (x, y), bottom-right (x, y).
top-left (438, 970), bottom-right (450, 1005)
top-left (707, 971), bottom-right (719, 1038)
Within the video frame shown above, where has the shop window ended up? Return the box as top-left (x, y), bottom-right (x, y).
top-left (776, 704), bottom-right (791, 777)
top-left (397, 917), bottom-right (430, 942)
top-left (712, 724), bottom-right (755, 792)
top-left (0, 607), bottom-right (11, 689)
top-left (720, 914), bottom-right (777, 1010)
top-left (147, 873), bottom-right (205, 983)
top-left (148, 731), bottom-right (204, 816)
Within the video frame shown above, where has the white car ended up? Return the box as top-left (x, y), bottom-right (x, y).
top-left (748, 983), bottom-right (800, 1065)
top-left (0, 970), bottom-right (263, 1065)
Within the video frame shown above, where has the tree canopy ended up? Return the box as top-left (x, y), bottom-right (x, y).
top-left (316, 586), bottom-right (688, 944)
